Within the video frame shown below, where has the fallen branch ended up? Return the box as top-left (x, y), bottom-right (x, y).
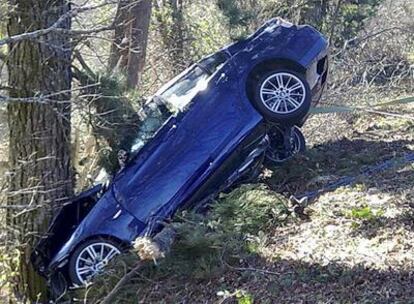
top-left (100, 260), bottom-right (145, 304)
top-left (225, 264), bottom-right (281, 276)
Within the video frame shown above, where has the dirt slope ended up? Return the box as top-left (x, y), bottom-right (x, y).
top-left (205, 112), bottom-right (413, 304)
top-left (84, 104), bottom-right (414, 304)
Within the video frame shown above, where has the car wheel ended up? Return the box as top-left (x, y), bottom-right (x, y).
top-left (265, 126), bottom-right (306, 164)
top-left (252, 69), bottom-right (311, 125)
top-left (68, 238), bottom-right (122, 286)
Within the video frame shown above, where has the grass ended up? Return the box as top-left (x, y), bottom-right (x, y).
top-left (346, 206), bottom-right (384, 221)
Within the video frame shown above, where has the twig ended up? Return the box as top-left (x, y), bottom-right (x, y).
top-left (0, 2), bottom-right (118, 47)
top-left (364, 109), bottom-right (414, 120)
top-left (224, 260), bottom-right (281, 276)
top-left (100, 260), bottom-right (145, 304)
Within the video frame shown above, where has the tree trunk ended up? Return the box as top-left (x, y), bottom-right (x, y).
top-left (6, 0), bottom-right (73, 302)
top-left (155, 0), bottom-right (186, 74)
top-left (168, 0), bottom-right (185, 72)
top-left (108, 0), bottom-right (152, 89)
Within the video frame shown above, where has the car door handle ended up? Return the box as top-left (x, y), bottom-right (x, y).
top-left (216, 73), bottom-right (228, 84)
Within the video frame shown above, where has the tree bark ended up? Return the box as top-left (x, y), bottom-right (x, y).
top-left (6, 0), bottom-right (73, 302)
top-left (108, 0), bottom-right (152, 89)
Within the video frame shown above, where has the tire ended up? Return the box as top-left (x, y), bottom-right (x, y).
top-left (68, 238), bottom-right (122, 286)
top-left (265, 126), bottom-right (306, 165)
top-left (251, 69), bottom-right (311, 125)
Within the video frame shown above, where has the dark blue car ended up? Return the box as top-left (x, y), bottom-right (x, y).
top-left (31, 18), bottom-right (328, 288)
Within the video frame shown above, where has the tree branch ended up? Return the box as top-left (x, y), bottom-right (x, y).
top-left (100, 261), bottom-right (145, 304)
top-left (0, 83), bottom-right (100, 104)
top-left (333, 26), bottom-right (414, 57)
top-left (0, 50), bottom-right (7, 62)
top-left (73, 50), bottom-right (96, 79)
top-left (0, 2), bottom-right (118, 47)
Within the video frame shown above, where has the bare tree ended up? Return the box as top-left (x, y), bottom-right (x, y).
top-left (6, 0), bottom-right (73, 301)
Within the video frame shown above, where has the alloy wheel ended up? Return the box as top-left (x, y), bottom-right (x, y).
top-left (75, 242), bottom-right (120, 285)
top-left (259, 72), bottom-right (306, 114)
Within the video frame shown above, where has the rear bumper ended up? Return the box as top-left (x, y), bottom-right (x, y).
top-left (297, 57), bottom-right (328, 127)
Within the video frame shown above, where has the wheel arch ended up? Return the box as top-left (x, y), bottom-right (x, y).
top-left (72, 234), bottom-right (131, 253)
top-left (64, 234), bottom-right (130, 271)
top-left (66, 234), bottom-right (130, 285)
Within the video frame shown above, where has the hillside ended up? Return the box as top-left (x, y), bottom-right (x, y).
top-left (80, 104), bottom-right (414, 303)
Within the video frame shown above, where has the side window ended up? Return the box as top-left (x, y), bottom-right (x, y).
top-left (158, 51), bottom-right (228, 111)
top-left (160, 66), bottom-right (210, 111)
top-left (199, 52), bottom-right (227, 74)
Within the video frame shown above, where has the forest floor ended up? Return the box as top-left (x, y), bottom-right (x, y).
top-left (87, 104), bottom-right (414, 304)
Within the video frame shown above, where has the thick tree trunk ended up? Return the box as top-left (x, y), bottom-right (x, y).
top-left (6, 0), bottom-right (73, 302)
top-left (108, 0), bottom-right (152, 89)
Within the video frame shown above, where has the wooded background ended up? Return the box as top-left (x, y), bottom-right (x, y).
top-left (0, 0), bottom-right (413, 303)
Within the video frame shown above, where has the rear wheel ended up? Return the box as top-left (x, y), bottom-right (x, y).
top-left (68, 238), bottom-right (122, 286)
top-left (251, 69), bottom-right (311, 125)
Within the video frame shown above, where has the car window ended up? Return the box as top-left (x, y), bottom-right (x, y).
top-left (159, 51), bottom-right (228, 111)
top-left (159, 66), bottom-right (209, 111)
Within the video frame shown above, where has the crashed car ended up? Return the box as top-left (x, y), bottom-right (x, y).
top-left (31, 18), bottom-right (328, 288)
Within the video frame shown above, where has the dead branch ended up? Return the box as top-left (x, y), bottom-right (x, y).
top-left (333, 26), bottom-right (414, 58)
top-left (0, 50), bottom-right (7, 61)
top-left (0, 83), bottom-right (100, 104)
top-left (100, 260), bottom-right (145, 304)
top-left (73, 51), bottom-right (96, 79)
top-left (0, 2), bottom-right (119, 47)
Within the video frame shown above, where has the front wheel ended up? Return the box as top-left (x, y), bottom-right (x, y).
top-left (252, 69), bottom-right (311, 125)
top-left (68, 238), bottom-right (122, 286)
top-left (265, 126), bottom-right (306, 165)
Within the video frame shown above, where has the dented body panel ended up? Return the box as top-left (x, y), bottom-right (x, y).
top-left (32, 18), bottom-right (329, 280)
